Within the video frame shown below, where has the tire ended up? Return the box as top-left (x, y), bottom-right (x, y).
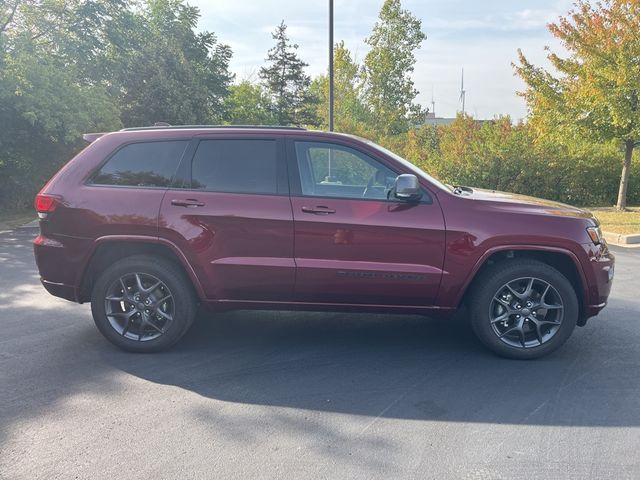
top-left (468, 258), bottom-right (579, 360)
top-left (90, 254), bottom-right (196, 352)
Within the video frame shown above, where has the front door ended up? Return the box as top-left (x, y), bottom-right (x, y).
top-left (288, 138), bottom-right (446, 306)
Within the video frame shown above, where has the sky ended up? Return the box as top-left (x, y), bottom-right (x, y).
top-left (190, 0), bottom-right (575, 121)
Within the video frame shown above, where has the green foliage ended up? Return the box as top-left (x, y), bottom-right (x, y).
top-left (515, 0), bottom-right (640, 209)
top-left (312, 41), bottom-right (372, 132)
top-left (361, 0), bottom-right (426, 135)
top-left (259, 21), bottom-right (319, 127)
top-left (1, 0), bottom-right (637, 213)
top-left (0, 0), bottom-right (233, 208)
top-left (381, 116), bottom-right (640, 207)
top-left (0, 0), bottom-right (123, 209)
top-left (110, 0), bottom-right (234, 126)
top-left (226, 81), bottom-right (276, 125)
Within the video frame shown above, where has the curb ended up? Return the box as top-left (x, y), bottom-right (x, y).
top-left (603, 230), bottom-right (640, 248)
top-left (0, 218), bottom-right (37, 234)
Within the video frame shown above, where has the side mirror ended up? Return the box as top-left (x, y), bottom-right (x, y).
top-left (392, 174), bottom-right (422, 202)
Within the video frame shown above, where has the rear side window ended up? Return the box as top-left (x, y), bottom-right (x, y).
top-left (191, 139), bottom-right (277, 194)
top-left (91, 141), bottom-right (188, 187)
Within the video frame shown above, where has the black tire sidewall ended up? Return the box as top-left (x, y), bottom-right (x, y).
top-left (469, 260), bottom-right (579, 360)
top-left (90, 255), bottom-right (196, 353)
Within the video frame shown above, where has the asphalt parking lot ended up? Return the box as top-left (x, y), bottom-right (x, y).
top-left (1, 225), bottom-right (639, 480)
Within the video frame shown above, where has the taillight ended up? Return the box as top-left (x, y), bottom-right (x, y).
top-left (34, 193), bottom-right (59, 219)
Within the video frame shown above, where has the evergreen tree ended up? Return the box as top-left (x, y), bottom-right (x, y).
top-left (259, 21), bottom-right (318, 126)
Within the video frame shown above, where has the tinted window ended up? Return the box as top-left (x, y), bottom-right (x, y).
top-left (191, 139), bottom-right (277, 194)
top-left (294, 141), bottom-right (397, 200)
top-left (92, 141), bottom-right (188, 187)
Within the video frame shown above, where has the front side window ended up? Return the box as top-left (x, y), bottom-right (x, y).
top-left (294, 141), bottom-right (397, 200)
top-left (191, 139), bottom-right (278, 194)
top-left (91, 141), bottom-right (188, 187)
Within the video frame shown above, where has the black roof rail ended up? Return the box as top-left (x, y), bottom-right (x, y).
top-left (120, 125), bottom-right (307, 132)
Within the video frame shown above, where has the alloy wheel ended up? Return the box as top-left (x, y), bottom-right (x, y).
top-left (104, 273), bottom-right (175, 342)
top-left (489, 277), bottom-right (564, 349)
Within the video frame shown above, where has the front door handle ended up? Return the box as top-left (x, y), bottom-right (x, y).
top-left (301, 206), bottom-right (336, 214)
top-left (171, 199), bottom-right (205, 208)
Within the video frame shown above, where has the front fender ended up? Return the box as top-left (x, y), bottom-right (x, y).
top-left (437, 243), bottom-right (590, 310)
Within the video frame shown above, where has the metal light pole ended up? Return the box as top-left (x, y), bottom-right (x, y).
top-left (328, 0), bottom-right (334, 132)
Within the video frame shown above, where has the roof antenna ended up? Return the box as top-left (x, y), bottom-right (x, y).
top-left (459, 68), bottom-right (466, 115)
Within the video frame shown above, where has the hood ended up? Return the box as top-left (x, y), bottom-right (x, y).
top-left (460, 187), bottom-right (596, 221)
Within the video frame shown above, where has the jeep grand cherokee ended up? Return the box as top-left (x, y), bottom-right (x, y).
top-left (33, 126), bottom-right (615, 359)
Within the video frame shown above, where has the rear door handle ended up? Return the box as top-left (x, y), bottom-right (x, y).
top-left (301, 206), bottom-right (336, 214)
top-left (171, 199), bottom-right (205, 208)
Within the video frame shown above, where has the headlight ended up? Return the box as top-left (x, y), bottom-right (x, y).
top-left (586, 225), bottom-right (603, 245)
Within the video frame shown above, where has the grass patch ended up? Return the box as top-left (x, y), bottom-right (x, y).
top-left (0, 207), bottom-right (36, 231)
top-left (590, 207), bottom-right (640, 235)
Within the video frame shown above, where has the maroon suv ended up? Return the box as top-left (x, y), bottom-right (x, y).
top-left (33, 126), bottom-right (614, 359)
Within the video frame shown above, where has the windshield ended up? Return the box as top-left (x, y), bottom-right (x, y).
top-left (357, 137), bottom-right (453, 193)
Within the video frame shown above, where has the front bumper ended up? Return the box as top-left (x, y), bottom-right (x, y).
top-left (581, 241), bottom-right (615, 319)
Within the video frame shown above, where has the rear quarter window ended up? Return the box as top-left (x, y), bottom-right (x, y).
top-left (91, 140), bottom-right (189, 187)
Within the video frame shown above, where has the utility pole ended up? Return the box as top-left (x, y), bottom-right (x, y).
top-left (328, 0), bottom-right (334, 132)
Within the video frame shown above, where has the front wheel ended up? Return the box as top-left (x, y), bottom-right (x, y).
top-left (90, 255), bottom-right (196, 352)
top-left (468, 259), bottom-right (579, 360)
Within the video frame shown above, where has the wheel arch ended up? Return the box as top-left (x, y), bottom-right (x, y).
top-left (78, 236), bottom-right (206, 303)
top-left (458, 246), bottom-right (589, 325)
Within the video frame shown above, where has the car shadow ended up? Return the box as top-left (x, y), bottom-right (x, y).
top-left (102, 300), bottom-right (640, 428)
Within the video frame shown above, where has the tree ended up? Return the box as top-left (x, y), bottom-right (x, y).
top-left (226, 80), bottom-right (276, 125)
top-left (361, 0), bottom-right (426, 135)
top-left (1, 1), bottom-right (19, 37)
top-left (0, 0), bottom-right (236, 210)
top-left (515, 0), bottom-right (640, 210)
top-left (259, 21), bottom-right (319, 126)
top-left (1, 0), bottom-right (129, 78)
top-left (110, 0), bottom-right (234, 126)
top-left (311, 41), bottom-right (372, 133)
top-left (0, 0), bottom-right (123, 209)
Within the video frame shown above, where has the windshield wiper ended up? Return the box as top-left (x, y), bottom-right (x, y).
top-left (453, 185), bottom-right (473, 196)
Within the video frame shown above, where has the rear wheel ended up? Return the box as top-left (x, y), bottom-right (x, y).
top-left (90, 255), bottom-right (196, 352)
top-left (468, 259), bottom-right (578, 359)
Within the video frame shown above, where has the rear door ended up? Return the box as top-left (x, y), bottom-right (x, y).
top-left (159, 134), bottom-right (295, 301)
top-left (287, 137), bottom-right (446, 306)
